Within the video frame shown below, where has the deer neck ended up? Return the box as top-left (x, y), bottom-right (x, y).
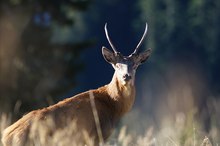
top-left (106, 72), bottom-right (136, 117)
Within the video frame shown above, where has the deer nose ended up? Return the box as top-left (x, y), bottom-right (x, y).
top-left (123, 74), bottom-right (132, 81)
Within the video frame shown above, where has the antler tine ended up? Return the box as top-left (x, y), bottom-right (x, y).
top-left (132, 23), bottom-right (148, 54)
top-left (104, 23), bottom-right (118, 54)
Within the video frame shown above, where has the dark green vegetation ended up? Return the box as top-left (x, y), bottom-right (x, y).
top-left (0, 0), bottom-right (94, 115)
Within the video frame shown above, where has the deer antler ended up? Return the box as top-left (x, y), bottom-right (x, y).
top-left (132, 23), bottom-right (148, 54)
top-left (104, 23), bottom-right (118, 54)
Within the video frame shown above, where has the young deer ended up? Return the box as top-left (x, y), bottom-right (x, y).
top-left (1, 23), bottom-right (152, 146)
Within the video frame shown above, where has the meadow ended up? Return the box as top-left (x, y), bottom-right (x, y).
top-left (1, 64), bottom-right (220, 146)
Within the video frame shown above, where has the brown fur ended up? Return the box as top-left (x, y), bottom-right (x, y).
top-left (1, 73), bottom-right (136, 146)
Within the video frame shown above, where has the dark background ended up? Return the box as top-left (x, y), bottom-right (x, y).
top-left (0, 0), bottom-right (220, 142)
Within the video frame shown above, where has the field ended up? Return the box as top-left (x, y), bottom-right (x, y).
top-left (1, 65), bottom-right (220, 146)
top-left (0, 100), bottom-right (219, 146)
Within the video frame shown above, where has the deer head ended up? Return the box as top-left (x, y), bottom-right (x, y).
top-left (102, 23), bottom-right (152, 86)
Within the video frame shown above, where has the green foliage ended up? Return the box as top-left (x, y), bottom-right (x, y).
top-left (0, 0), bottom-right (93, 115)
top-left (138, 0), bottom-right (220, 92)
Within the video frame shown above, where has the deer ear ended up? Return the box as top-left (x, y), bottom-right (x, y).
top-left (136, 48), bottom-right (152, 64)
top-left (102, 47), bottom-right (116, 64)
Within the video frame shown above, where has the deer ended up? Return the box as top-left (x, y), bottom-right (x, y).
top-left (1, 23), bottom-right (152, 146)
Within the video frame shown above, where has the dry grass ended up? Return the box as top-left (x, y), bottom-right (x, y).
top-left (0, 109), bottom-right (219, 146)
top-left (1, 84), bottom-right (220, 146)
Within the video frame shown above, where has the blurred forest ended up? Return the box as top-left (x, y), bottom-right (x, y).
top-left (0, 0), bottom-right (220, 143)
top-left (0, 0), bottom-right (94, 116)
top-left (140, 0), bottom-right (220, 90)
top-left (137, 0), bottom-right (220, 132)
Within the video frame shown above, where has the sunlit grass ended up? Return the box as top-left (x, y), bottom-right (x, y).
top-left (0, 109), bottom-right (219, 146)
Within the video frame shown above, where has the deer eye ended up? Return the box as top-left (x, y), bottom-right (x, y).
top-left (116, 64), bottom-right (120, 68)
top-left (133, 65), bottom-right (138, 69)
top-left (115, 64), bottom-right (123, 69)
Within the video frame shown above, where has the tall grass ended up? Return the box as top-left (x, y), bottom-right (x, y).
top-left (0, 107), bottom-right (219, 146)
